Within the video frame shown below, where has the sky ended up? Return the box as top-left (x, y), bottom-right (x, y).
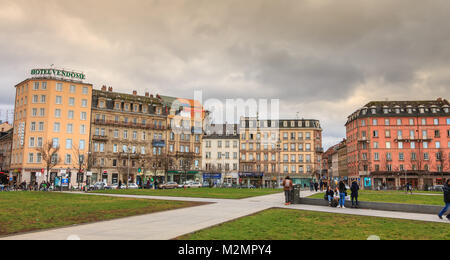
top-left (1, 0), bottom-right (449, 149)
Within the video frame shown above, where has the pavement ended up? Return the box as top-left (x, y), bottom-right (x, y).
top-left (1, 190), bottom-right (449, 240)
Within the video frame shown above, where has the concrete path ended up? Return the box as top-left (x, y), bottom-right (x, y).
top-left (1, 190), bottom-right (448, 240)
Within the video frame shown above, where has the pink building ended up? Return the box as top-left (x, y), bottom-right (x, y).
top-left (346, 98), bottom-right (450, 190)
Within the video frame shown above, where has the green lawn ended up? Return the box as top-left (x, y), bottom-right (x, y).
top-left (308, 190), bottom-right (445, 206)
top-left (0, 192), bottom-right (203, 236)
top-left (179, 208), bottom-right (450, 240)
top-left (91, 188), bottom-right (283, 199)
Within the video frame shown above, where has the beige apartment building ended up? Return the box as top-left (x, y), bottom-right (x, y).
top-left (11, 71), bottom-right (93, 186)
top-left (239, 117), bottom-right (323, 188)
top-left (89, 87), bottom-right (167, 185)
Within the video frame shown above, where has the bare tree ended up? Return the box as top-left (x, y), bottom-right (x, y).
top-left (35, 140), bottom-right (61, 183)
top-left (72, 144), bottom-right (88, 188)
top-left (176, 152), bottom-right (195, 184)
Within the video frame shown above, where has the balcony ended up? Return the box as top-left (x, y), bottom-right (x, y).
top-left (94, 119), bottom-right (166, 130)
top-left (92, 135), bottom-right (108, 141)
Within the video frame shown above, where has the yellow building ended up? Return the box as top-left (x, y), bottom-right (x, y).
top-left (11, 69), bottom-right (92, 186)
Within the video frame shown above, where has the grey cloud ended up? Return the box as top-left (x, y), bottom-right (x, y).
top-left (1, 0), bottom-right (450, 148)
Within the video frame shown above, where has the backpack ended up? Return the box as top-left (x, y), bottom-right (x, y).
top-left (330, 199), bottom-right (338, 208)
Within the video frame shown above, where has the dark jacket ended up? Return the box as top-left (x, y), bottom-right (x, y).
top-left (326, 189), bottom-right (334, 197)
top-left (444, 183), bottom-right (450, 204)
top-left (350, 182), bottom-right (359, 196)
top-left (339, 182), bottom-right (347, 194)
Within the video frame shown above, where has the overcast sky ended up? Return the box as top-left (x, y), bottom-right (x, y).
top-left (1, 0), bottom-right (449, 148)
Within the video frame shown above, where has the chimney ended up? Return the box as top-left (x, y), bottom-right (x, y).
top-left (133, 90), bottom-right (137, 96)
top-left (108, 87), bottom-right (113, 92)
top-left (145, 92), bottom-right (149, 97)
top-left (101, 85), bottom-right (107, 91)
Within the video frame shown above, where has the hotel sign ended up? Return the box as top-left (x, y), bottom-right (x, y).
top-left (31, 68), bottom-right (86, 81)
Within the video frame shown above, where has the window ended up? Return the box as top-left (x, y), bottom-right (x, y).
top-left (65, 154), bottom-right (72, 164)
top-left (70, 85), bottom-right (76, 93)
top-left (436, 142), bottom-right (441, 149)
top-left (38, 122), bottom-right (44, 131)
top-left (373, 142), bottom-right (379, 149)
top-left (56, 96), bottom-right (62, 104)
top-left (385, 119), bottom-right (390, 126)
top-left (32, 95), bottom-right (38, 103)
top-left (447, 118), bottom-right (450, 125)
top-left (386, 142), bottom-right (391, 149)
top-left (52, 138), bottom-right (59, 148)
top-left (398, 142), bottom-right (403, 149)
top-left (434, 118), bottom-right (439, 125)
top-left (69, 97), bottom-right (75, 106)
top-left (56, 83), bottom-right (63, 92)
top-left (55, 109), bottom-right (61, 118)
top-left (68, 110), bottom-right (74, 119)
top-left (41, 82), bottom-right (47, 90)
top-left (33, 82), bottom-right (39, 90)
top-left (373, 119), bottom-right (378, 126)
top-left (81, 99), bottom-right (88, 107)
top-left (409, 119), bottom-right (414, 125)
top-left (53, 122), bottom-right (60, 133)
top-left (373, 130), bottom-right (379, 137)
top-left (374, 152), bottom-right (379, 161)
top-left (80, 125), bottom-right (86, 134)
top-left (29, 137), bottom-right (35, 147)
top-left (63, 139), bottom-right (74, 152)
top-left (396, 119), bottom-right (402, 125)
top-left (67, 124), bottom-right (73, 134)
top-left (28, 153), bottom-right (34, 163)
top-left (423, 142), bottom-right (429, 149)
top-left (40, 95), bottom-right (46, 103)
top-left (81, 112), bottom-right (87, 120)
top-left (79, 140), bottom-right (85, 150)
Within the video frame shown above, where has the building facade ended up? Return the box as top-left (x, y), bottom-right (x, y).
top-left (162, 96), bottom-right (204, 183)
top-left (89, 87), bottom-right (167, 185)
top-left (239, 117), bottom-right (323, 188)
top-left (346, 98), bottom-right (450, 190)
top-left (202, 124), bottom-right (240, 185)
top-left (11, 73), bottom-right (93, 186)
top-left (0, 128), bottom-right (13, 184)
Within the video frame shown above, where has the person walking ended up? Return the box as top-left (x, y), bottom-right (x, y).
top-left (283, 176), bottom-right (294, 205)
top-left (325, 186), bottom-right (334, 206)
top-left (438, 179), bottom-right (450, 220)
top-left (350, 180), bottom-right (360, 208)
top-left (314, 182), bottom-right (319, 192)
top-left (338, 181), bottom-right (347, 208)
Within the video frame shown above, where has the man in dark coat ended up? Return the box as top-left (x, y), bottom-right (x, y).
top-left (350, 181), bottom-right (360, 208)
top-left (438, 179), bottom-right (450, 220)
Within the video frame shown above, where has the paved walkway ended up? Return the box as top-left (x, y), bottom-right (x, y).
top-left (2, 191), bottom-right (448, 240)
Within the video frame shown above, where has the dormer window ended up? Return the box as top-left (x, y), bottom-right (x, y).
top-left (395, 108), bottom-right (400, 114)
top-left (407, 108), bottom-right (412, 114)
top-left (99, 101), bottom-right (104, 108)
top-left (371, 108), bottom-right (376, 114)
top-left (383, 108), bottom-right (389, 114)
top-left (444, 107), bottom-right (449, 113)
top-left (419, 108), bottom-right (424, 113)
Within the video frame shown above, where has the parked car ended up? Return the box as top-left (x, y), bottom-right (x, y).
top-left (91, 182), bottom-right (107, 190)
top-left (187, 182), bottom-right (202, 188)
top-left (124, 183), bottom-right (139, 189)
top-left (108, 183), bottom-right (119, 190)
top-left (159, 182), bottom-right (179, 189)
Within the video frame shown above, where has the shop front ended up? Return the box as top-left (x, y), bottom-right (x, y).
top-left (223, 172), bottom-right (239, 185)
top-left (239, 172), bottom-right (263, 188)
top-left (202, 173), bottom-right (222, 186)
top-left (168, 170), bottom-right (201, 184)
